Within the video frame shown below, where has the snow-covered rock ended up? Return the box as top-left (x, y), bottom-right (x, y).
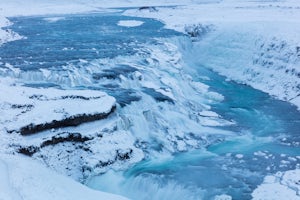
top-left (0, 78), bottom-right (116, 135)
top-left (0, 78), bottom-right (144, 181)
top-left (0, 16), bottom-right (23, 46)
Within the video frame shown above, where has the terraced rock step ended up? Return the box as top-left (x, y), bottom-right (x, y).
top-left (0, 80), bottom-right (116, 135)
top-left (19, 106), bottom-right (116, 135)
top-left (17, 132), bottom-right (93, 156)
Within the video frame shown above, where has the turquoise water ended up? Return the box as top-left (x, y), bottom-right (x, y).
top-left (92, 66), bottom-right (300, 199)
top-left (109, 46), bottom-right (300, 200)
top-left (1, 12), bottom-right (299, 200)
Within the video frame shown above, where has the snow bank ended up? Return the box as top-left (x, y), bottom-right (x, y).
top-left (0, 154), bottom-right (129, 200)
top-left (124, 1), bottom-right (300, 32)
top-left (0, 0), bottom-right (200, 17)
top-left (252, 169), bottom-right (300, 200)
top-left (191, 23), bottom-right (300, 109)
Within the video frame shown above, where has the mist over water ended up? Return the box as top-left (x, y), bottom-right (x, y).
top-left (1, 12), bottom-right (300, 200)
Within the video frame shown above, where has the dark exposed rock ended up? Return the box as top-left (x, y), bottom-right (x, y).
top-left (60, 95), bottom-right (103, 100)
top-left (93, 149), bottom-right (134, 168)
top-left (10, 104), bottom-right (34, 114)
top-left (29, 94), bottom-right (103, 101)
top-left (17, 132), bottom-right (93, 157)
top-left (41, 132), bottom-right (93, 148)
top-left (11, 104), bottom-right (34, 109)
top-left (18, 146), bottom-right (39, 156)
top-left (184, 24), bottom-right (213, 38)
top-left (96, 160), bottom-right (114, 168)
top-left (296, 46), bottom-right (300, 56)
top-left (19, 105), bottom-right (116, 135)
top-left (29, 94), bottom-right (47, 100)
top-left (138, 6), bottom-right (158, 12)
top-left (116, 149), bottom-right (133, 161)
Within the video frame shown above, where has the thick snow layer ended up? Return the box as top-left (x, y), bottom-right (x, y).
top-left (0, 79), bottom-right (143, 180)
top-left (117, 20), bottom-right (144, 27)
top-left (0, 0), bottom-right (202, 17)
top-left (124, 1), bottom-right (300, 33)
top-left (0, 78), bottom-right (116, 134)
top-left (189, 23), bottom-right (300, 109)
top-left (252, 169), bottom-right (300, 200)
top-left (0, 154), bottom-right (128, 200)
top-left (0, 78), bottom-right (144, 183)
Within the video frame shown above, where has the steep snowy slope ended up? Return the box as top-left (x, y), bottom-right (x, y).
top-left (0, 154), bottom-right (128, 200)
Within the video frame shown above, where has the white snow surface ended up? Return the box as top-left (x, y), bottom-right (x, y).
top-left (0, 153), bottom-right (128, 200)
top-left (0, 0), bottom-right (201, 17)
top-left (252, 169), bottom-right (300, 200)
top-left (117, 20), bottom-right (144, 27)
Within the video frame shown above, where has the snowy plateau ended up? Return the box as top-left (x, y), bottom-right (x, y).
top-left (0, 0), bottom-right (300, 200)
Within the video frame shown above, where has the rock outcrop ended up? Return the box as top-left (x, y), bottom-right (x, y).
top-left (0, 81), bottom-right (116, 134)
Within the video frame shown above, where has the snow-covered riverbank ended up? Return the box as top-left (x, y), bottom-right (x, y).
top-left (124, 0), bottom-right (300, 110)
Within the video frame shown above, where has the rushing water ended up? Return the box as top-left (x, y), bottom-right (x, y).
top-left (1, 11), bottom-right (300, 200)
top-left (88, 63), bottom-right (300, 199)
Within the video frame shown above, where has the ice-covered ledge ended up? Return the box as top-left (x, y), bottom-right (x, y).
top-left (0, 78), bottom-right (116, 135)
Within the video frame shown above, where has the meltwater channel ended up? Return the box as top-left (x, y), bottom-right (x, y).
top-left (1, 11), bottom-right (299, 200)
